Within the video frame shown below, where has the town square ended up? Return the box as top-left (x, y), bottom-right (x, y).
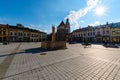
top-left (0, 0), bottom-right (120, 80)
top-left (0, 42), bottom-right (120, 80)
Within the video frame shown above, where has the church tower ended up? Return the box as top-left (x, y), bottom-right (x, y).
top-left (66, 18), bottom-right (70, 33)
top-left (56, 18), bottom-right (70, 41)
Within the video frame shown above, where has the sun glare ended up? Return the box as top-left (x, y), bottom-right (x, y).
top-left (95, 6), bottom-right (106, 17)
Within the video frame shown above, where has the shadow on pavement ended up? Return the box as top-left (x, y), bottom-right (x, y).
top-left (0, 53), bottom-right (16, 57)
top-left (0, 47), bottom-right (47, 57)
top-left (25, 47), bottom-right (47, 54)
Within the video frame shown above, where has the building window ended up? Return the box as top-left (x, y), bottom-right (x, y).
top-left (91, 32), bottom-right (92, 35)
top-left (0, 31), bottom-right (2, 34)
top-left (103, 31), bottom-right (105, 34)
top-left (97, 31), bottom-right (100, 34)
top-left (24, 33), bottom-right (26, 36)
top-left (3, 31), bottom-right (6, 35)
top-left (81, 34), bottom-right (83, 37)
top-left (10, 32), bottom-right (13, 35)
top-left (88, 33), bottom-right (89, 36)
top-left (27, 34), bottom-right (29, 36)
top-left (84, 33), bottom-right (86, 36)
top-left (21, 33), bottom-right (22, 36)
top-left (93, 32), bottom-right (95, 35)
top-left (18, 33), bottom-right (20, 36)
top-left (15, 33), bottom-right (16, 35)
top-left (106, 31), bottom-right (109, 34)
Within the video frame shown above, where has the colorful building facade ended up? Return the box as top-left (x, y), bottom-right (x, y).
top-left (30, 29), bottom-right (40, 42)
top-left (111, 22), bottom-right (120, 43)
top-left (71, 22), bottom-right (120, 43)
top-left (0, 23), bottom-right (47, 42)
top-left (9, 24), bottom-right (30, 42)
top-left (0, 24), bottom-right (9, 42)
top-left (39, 32), bottom-right (47, 41)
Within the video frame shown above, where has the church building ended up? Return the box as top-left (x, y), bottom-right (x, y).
top-left (56, 18), bottom-right (70, 41)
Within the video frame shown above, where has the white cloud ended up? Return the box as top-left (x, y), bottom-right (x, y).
top-left (80, 20), bottom-right (85, 23)
top-left (65, 0), bottom-right (100, 28)
top-left (28, 24), bottom-right (42, 30)
top-left (44, 29), bottom-right (51, 34)
top-left (29, 24), bottom-right (35, 27)
top-left (89, 21), bottom-right (100, 26)
top-left (27, 24), bottom-right (51, 34)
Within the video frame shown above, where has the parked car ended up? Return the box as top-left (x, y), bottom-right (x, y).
top-left (115, 44), bottom-right (120, 48)
top-left (82, 42), bottom-right (91, 47)
top-left (68, 40), bottom-right (76, 44)
top-left (3, 41), bottom-right (8, 45)
top-left (103, 43), bottom-right (119, 48)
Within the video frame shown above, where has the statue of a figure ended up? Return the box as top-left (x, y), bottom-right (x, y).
top-left (52, 25), bottom-right (56, 42)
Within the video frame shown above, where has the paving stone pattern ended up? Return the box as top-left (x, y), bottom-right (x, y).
top-left (0, 43), bottom-right (20, 64)
top-left (0, 43), bottom-right (120, 80)
top-left (0, 43), bottom-right (22, 80)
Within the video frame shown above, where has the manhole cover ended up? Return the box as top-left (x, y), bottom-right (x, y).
top-left (40, 53), bottom-right (47, 55)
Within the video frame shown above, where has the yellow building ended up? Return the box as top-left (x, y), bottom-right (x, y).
top-left (40, 32), bottom-right (47, 41)
top-left (9, 24), bottom-right (30, 42)
top-left (111, 27), bottom-right (120, 43)
top-left (102, 23), bottom-right (111, 42)
top-left (0, 24), bottom-right (9, 42)
top-left (9, 25), bottom-right (18, 42)
top-left (30, 29), bottom-right (40, 42)
top-left (111, 23), bottom-right (120, 43)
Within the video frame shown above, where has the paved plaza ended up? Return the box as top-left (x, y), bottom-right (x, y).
top-left (0, 42), bottom-right (120, 80)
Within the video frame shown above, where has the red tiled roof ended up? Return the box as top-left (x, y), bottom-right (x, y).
top-left (0, 24), bottom-right (8, 28)
top-left (58, 21), bottom-right (67, 28)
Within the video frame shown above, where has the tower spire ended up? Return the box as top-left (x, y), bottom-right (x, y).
top-left (66, 18), bottom-right (70, 33)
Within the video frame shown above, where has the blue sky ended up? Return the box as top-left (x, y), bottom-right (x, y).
top-left (0, 0), bottom-right (120, 33)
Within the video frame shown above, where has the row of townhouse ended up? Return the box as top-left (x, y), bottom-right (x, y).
top-left (71, 22), bottom-right (120, 43)
top-left (0, 24), bottom-right (47, 42)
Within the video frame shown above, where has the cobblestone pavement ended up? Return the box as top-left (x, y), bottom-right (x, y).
top-left (0, 43), bottom-right (20, 64)
top-left (0, 43), bottom-right (120, 80)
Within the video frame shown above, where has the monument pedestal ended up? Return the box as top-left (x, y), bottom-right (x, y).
top-left (41, 41), bottom-right (66, 50)
top-left (41, 25), bottom-right (67, 50)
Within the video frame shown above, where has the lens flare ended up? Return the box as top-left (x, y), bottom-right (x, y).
top-left (95, 6), bottom-right (106, 16)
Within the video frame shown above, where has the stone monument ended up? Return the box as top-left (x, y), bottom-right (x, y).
top-left (41, 25), bottom-right (66, 50)
top-left (52, 25), bottom-right (55, 42)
